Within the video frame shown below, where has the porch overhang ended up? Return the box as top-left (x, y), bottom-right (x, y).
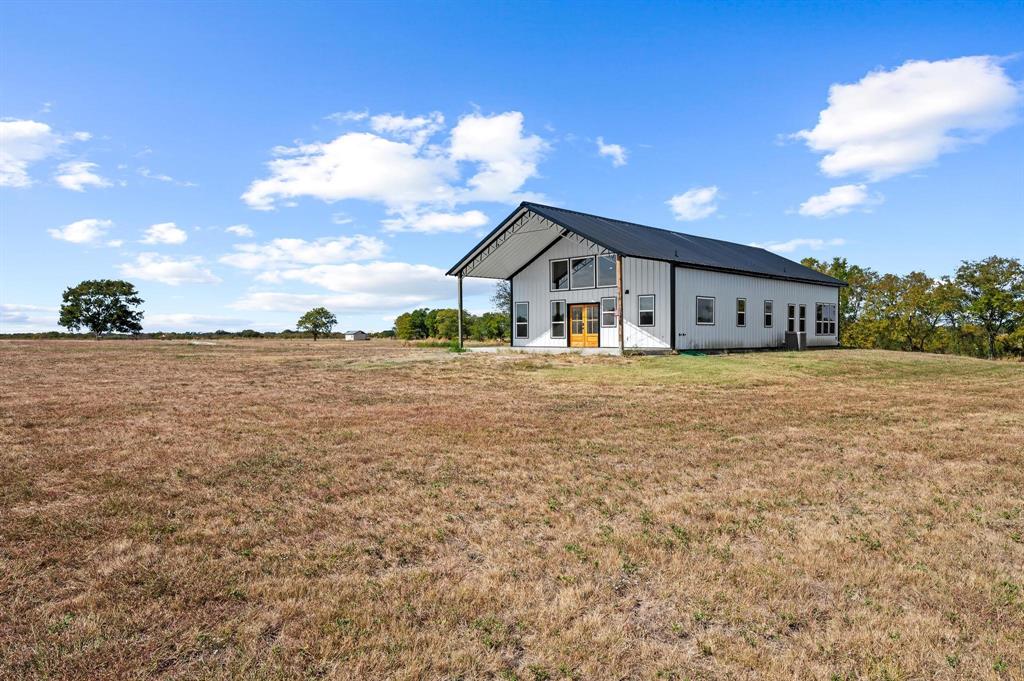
top-left (446, 205), bottom-right (613, 280)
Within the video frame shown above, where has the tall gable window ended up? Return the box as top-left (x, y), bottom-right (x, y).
top-left (736, 298), bottom-right (746, 327)
top-left (601, 297), bottom-right (617, 327)
top-left (551, 301), bottom-right (566, 338)
top-left (764, 300), bottom-right (773, 327)
top-left (787, 304), bottom-right (796, 332)
top-left (550, 259), bottom-right (569, 291)
top-left (570, 256), bottom-right (595, 289)
top-left (515, 302), bottom-right (529, 339)
top-left (596, 254), bottom-right (617, 287)
top-left (815, 303), bottom-right (837, 335)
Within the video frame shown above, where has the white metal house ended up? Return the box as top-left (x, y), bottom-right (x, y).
top-left (448, 203), bottom-right (845, 353)
top-left (344, 330), bottom-right (370, 341)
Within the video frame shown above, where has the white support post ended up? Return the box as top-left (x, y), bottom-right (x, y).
top-left (457, 273), bottom-right (464, 348)
top-left (616, 254), bottom-right (624, 353)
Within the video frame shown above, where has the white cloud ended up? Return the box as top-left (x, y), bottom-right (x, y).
top-left (225, 224), bottom-right (254, 237)
top-left (381, 209), bottom-right (488, 233)
top-left (232, 262), bottom-right (455, 312)
top-left (596, 136), bottom-right (627, 167)
top-left (138, 167), bottom-right (197, 187)
top-left (795, 56), bottom-right (1021, 181)
top-left (370, 111), bottom-right (445, 146)
top-left (141, 222), bottom-right (188, 245)
top-left (54, 161), bottom-right (111, 192)
top-left (48, 218), bottom-right (113, 244)
top-left (242, 109), bottom-right (546, 213)
top-left (798, 184), bottom-right (882, 217)
top-left (325, 110), bottom-right (368, 123)
top-left (750, 237), bottom-right (847, 254)
top-left (118, 253), bottom-right (220, 286)
top-left (144, 313), bottom-right (253, 331)
top-left (0, 119), bottom-right (64, 187)
top-left (449, 111), bottom-right (547, 203)
top-left (667, 186), bottom-right (719, 221)
top-left (106, 239), bottom-right (124, 248)
top-left (219, 234), bottom-right (386, 270)
top-left (0, 303), bottom-right (57, 332)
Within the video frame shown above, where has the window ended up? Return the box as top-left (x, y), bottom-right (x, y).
top-left (697, 296), bottom-right (715, 325)
top-left (515, 302), bottom-right (529, 339)
top-left (787, 304), bottom-right (796, 332)
top-left (569, 256), bottom-right (595, 289)
top-left (764, 300), bottom-right (773, 327)
top-left (799, 304), bottom-right (806, 333)
top-left (815, 302), bottom-right (837, 335)
top-left (550, 259), bottom-right (569, 291)
top-left (638, 295), bottom-right (655, 326)
top-left (601, 297), bottom-right (617, 327)
top-left (550, 301), bottom-right (566, 339)
top-left (736, 298), bottom-right (746, 327)
top-left (596, 254), bottom-right (617, 287)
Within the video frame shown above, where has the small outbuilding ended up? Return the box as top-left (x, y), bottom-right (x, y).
top-left (448, 202), bottom-right (846, 353)
top-left (344, 330), bottom-right (369, 341)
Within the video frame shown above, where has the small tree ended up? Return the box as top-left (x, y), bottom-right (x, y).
top-left (58, 279), bottom-right (144, 338)
top-left (296, 307), bottom-right (337, 341)
top-left (955, 256), bottom-right (1024, 358)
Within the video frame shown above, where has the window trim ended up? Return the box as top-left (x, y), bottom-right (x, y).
top-left (550, 299), bottom-right (566, 339)
top-left (549, 258), bottom-right (569, 292)
top-left (569, 256), bottom-right (596, 290)
top-left (514, 301), bottom-right (529, 339)
top-left (736, 297), bottom-right (746, 327)
top-left (600, 296), bottom-right (617, 327)
top-left (596, 253), bottom-right (617, 288)
top-left (814, 302), bottom-right (837, 336)
top-left (764, 299), bottom-right (773, 328)
top-left (696, 295), bottom-right (716, 326)
top-left (638, 294), bottom-right (656, 327)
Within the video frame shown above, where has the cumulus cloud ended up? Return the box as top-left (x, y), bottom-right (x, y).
top-left (225, 224), bottom-right (254, 237)
top-left (0, 303), bottom-right (57, 332)
top-left (54, 161), bottom-right (111, 192)
top-left (219, 234), bottom-right (386, 270)
top-left (118, 253), bottom-right (220, 285)
top-left (138, 167), bottom-right (197, 187)
top-left (48, 218), bottom-right (114, 244)
top-left (381, 209), bottom-right (489, 233)
top-left (596, 137), bottom-right (627, 167)
top-left (0, 119), bottom-right (65, 187)
top-left (795, 56), bottom-right (1021, 181)
top-left (141, 222), bottom-right (188, 245)
top-left (242, 109), bottom-right (546, 215)
top-left (798, 184), bottom-right (883, 217)
top-left (144, 313), bottom-right (254, 331)
top-left (749, 237), bottom-right (847, 254)
top-left (667, 186), bottom-right (719, 221)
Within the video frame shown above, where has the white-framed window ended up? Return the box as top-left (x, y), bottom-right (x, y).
top-left (815, 302), bottom-right (837, 335)
top-left (787, 304), bottom-right (796, 332)
top-left (550, 300), bottom-right (566, 339)
top-left (570, 256), bottom-right (595, 289)
top-left (764, 300), bottom-right (773, 327)
top-left (697, 296), bottom-right (715, 325)
top-left (799, 304), bottom-right (806, 333)
top-left (550, 259), bottom-right (569, 291)
top-left (638, 295), bottom-right (655, 326)
top-left (515, 302), bottom-right (529, 339)
top-left (596, 254), bottom-right (617, 288)
top-left (736, 298), bottom-right (746, 327)
top-left (601, 297), bottom-right (617, 327)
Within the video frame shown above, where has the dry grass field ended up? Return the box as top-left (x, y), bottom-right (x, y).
top-left (1, 340), bottom-right (1022, 680)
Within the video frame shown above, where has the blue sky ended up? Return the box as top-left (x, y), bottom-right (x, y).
top-left (2, 1), bottom-right (1022, 333)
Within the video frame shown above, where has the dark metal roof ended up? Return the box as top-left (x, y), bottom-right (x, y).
top-left (449, 202), bottom-right (845, 286)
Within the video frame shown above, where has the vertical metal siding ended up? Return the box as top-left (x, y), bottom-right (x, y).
top-left (674, 267), bottom-right (840, 350)
top-left (510, 242), bottom-right (670, 349)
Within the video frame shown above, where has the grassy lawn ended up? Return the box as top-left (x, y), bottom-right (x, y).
top-left (1, 340), bottom-right (1022, 679)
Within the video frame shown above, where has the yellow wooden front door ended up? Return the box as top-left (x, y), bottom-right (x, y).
top-left (569, 304), bottom-right (600, 348)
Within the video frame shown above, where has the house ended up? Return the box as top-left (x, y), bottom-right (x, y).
top-left (344, 330), bottom-right (369, 341)
top-left (448, 202), bottom-right (845, 353)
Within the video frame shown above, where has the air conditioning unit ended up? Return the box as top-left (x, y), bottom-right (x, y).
top-left (784, 331), bottom-right (807, 350)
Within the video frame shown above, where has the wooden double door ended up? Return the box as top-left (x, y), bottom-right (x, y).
top-left (569, 303), bottom-right (600, 348)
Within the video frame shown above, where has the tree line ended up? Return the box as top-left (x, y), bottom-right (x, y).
top-left (801, 255), bottom-right (1023, 358)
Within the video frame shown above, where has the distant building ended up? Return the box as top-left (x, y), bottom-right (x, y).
top-left (448, 202), bottom-right (846, 353)
top-left (344, 330), bottom-right (369, 341)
